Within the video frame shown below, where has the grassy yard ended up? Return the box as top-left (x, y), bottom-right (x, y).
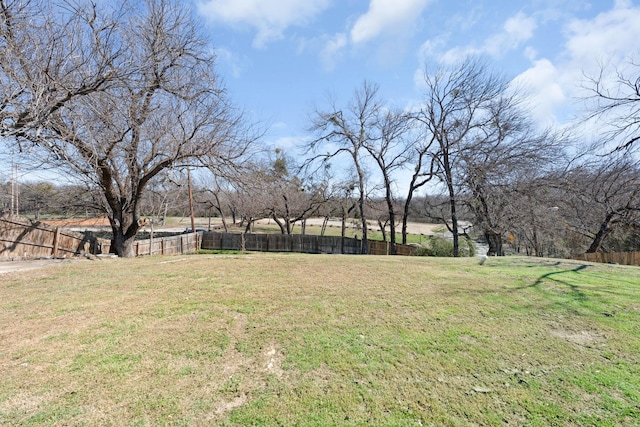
top-left (243, 221), bottom-right (438, 244)
top-left (1, 254), bottom-right (638, 426)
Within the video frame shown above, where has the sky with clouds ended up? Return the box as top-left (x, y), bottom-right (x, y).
top-left (197, 0), bottom-right (640, 153)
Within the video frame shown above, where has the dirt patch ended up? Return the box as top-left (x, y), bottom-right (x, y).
top-left (215, 393), bottom-right (248, 415)
top-left (550, 327), bottom-right (606, 346)
top-left (40, 216), bottom-right (111, 228)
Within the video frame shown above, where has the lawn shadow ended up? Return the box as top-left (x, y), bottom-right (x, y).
top-left (518, 264), bottom-right (590, 302)
top-left (533, 264), bottom-right (589, 286)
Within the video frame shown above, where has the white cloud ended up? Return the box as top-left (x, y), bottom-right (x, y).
top-left (437, 11), bottom-right (537, 63)
top-left (350, 0), bottom-right (432, 44)
top-left (198, 0), bottom-right (331, 48)
top-left (563, 0), bottom-right (640, 71)
top-left (320, 33), bottom-right (348, 70)
top-left (512, 58), bottom-right (566, 126)
top-left (215, 47), bottom-right (247, 78)
top-left (318, 0), bottom-right (433, 70)
top-left (483, 12), bottom-right (537, 56)
top-left (513, 1), bottom-right (640, 130)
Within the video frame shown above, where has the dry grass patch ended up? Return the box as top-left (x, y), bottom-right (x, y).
top-left (0, 254), bottom-right (639, 426)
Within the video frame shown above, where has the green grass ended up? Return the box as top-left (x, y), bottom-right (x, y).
top-left (248, 221), bottom-right (431, 244)
top-left (0, 255), bottom-right (639, 426)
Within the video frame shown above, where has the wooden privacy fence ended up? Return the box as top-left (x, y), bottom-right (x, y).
top-left (575, 251), bottom-right (640, 267)
top-left (201, 232), bottom-right (417, 256)
top-left (121, 232), bottom-right (202, 257)
top-left (1, 216), bottom-right (412, 259)
top-left (0, 216), bottom-right (108, 258)
top-left (0, 216), bottom-right (202, 258)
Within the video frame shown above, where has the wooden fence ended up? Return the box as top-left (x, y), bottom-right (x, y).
top-left (1, 216), bottom-right (413, 259)
top-left (0, 216), bottom-right (108, 258)
top-left (575, 251), bottom-right (640, 267)
top-left (117, 232), bottom-right (202, 257)
top-left (201, 232), bottom-right (417, 256)
top-left (0, 216), bottom-right (202, 258)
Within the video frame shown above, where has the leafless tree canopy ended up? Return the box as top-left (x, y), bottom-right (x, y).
top-left (414, 58), bottom-right (510, 256)
top-left (1, 0), bottom-right (253, 256)
top-left (306, 81), bottom-right (383, 253)
top-left (585, 57), bottom-right (640, 152)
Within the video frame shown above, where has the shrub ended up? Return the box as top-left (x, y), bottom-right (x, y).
top-left (416, 236), bottom-right (475, 257)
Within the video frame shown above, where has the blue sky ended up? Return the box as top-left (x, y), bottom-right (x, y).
top-left (197, 0), bottom-right (640, 153)
top-left (4, 0), bottom-right (639, 185)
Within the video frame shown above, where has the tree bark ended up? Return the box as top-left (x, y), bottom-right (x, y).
top-left (485, 230), bottom-right (503, 256)
top-left (443, 151), bottom-right (460, 257)
top-left (111, 229), bottom-right (135, 258)
top-left (586, 213), bottom-right (614, 253)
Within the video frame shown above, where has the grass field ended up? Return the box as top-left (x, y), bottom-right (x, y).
top-left (1, 254), bottom-right (639, 426)
top-left (160, 216), bottom-right (443, 244)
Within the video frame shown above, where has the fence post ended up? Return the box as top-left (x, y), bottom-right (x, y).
top-left (52, 227), bottom-right (60, 257)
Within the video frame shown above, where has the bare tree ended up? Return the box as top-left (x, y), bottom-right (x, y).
top-left (1, 0), bottom-right (252, 256)
top-left (459, 93), bottom-right (565, 256)
top-left (584, 57), bottom-right (640, 151)
top-left (362, 109), bottom-right (413, 254)
top-left (306, 81), bottom-right (382, 253)
top-left (400, 124), bottom-right (438, 245)
top-left (260, 153), bottom-right (325, 235)
top-left (414, 58), bottom-right (507, 256)
top-left (561, 156), bottom-right (640, 253)
top-left (199, 175), bottom-right (236, 232)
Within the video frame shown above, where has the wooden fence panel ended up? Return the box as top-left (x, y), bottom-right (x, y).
top-left (200, 232), bottom-right (417, 256)
top-left (2, 216), bottom-right (419, 260)
top-left (575, 251), bottom-right (640, 266)
top-left (132, 232), bottom-right (201, 256)
top-left (0, 217), bottom-right (201, 258)
top-left (1, 217), bottom-right (108, 258)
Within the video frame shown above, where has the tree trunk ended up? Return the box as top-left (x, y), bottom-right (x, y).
top-left (354, 154), bottom-right (368, 254)
top-left (106, 200), bottom-right (141, 257)
top-left (111, 228), bottom-right (135, 258)
top-left (442, 150), bottom-right (459, 257)
top-left (219, 212), bottom-right (228, 232)
top-left (485, 230), bottom-right (503, 256)
top-left (244, 217), bottom-right (253, 233)
top-left (321, 215), bottom-right (329, 236)
top-left (447, 184), bottom-right (459, 257)
top-left (385, 185), bottom-right (397, 255)
top-left (378, 219), bottom-right (387, 241)
top-left (341, 209), bottom-right (347, 254)
top-left (272, 213), bottom-right (287, 234)
top-left (586, 214), bottom-right (614, 253)
top-left (213, 193), bottom-right (228, 232)
top-left (401, 190), bottom-right (413, 245)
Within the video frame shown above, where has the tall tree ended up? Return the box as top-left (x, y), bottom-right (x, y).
top-left (0, 0), bottom-right (251, 256)
top-left (414, 58), bottom-right (506, 256)
top-left (362, 109), bottom-right (412, 254)
top-left (458, 94), bottom-right (564, 256)
top-left (400, 124), bottom-right (438, 245)
top-left (306, 81), bottom-right (382, 254)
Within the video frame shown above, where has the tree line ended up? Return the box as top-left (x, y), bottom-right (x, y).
top-left (2, 0), bottom-right (638, 257)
